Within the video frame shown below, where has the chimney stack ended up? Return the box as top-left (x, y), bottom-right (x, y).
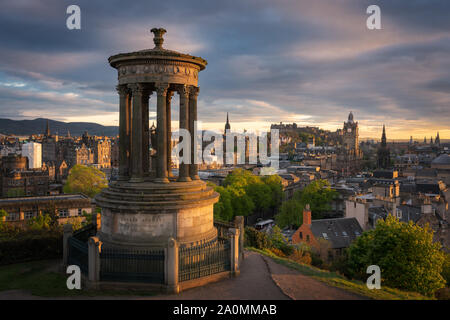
top-left (303, 204), bottom-right (312, 226)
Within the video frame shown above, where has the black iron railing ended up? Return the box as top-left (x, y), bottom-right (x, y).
top-left (179, 239), bottom-right (231, 282)
top-left (214, 220), bottom-right (234, 240)
top-left (73, 223), bottom-right (97, 242)
top-left (99, 247), bottom-right (165, 284)
top-left (68, 236), bottom-right (88, 275)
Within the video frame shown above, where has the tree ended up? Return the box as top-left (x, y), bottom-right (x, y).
top-left (63, 165), bottom-right (108, 198)
top-left (276, 199), bottom-right (304, 228)
top-left (275, 179), bottom-right (337, 228)
top-left (211, 184), bottom-right (234, 222)
top-left (295, 179), bottom-right (337, 219)
top-left (347, 215), bottom-right (446, 296)
top-left (212, 169), bottom-right (283, 222)
top-left (0, 209), bottom-right (7, 230)
top-left (261, 174), bottom-right (283, 209)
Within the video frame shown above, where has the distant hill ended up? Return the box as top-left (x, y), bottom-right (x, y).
top-left (0, 118), bottom-right (118, 137)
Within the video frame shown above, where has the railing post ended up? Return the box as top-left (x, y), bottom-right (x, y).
top-left (229, 228), bottom-right (240, 276)
top-left (166, 237), bottom-right (179, 293)
top-left (234, 216), bottom-right (245, 262)
top-left (88, 236), bottom-right (102, 283)
top-left (63, 223), bottom-right (73, 268)
top-left (93, 212), bottom-right (101, 231)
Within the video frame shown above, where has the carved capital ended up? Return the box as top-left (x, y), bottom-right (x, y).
top-left (176, 84), bottom-right (189, 99)
top-left (116, 85), bottom-right (129, 97)
top-left (189, 86), bottom-right (199, 99)
top-left (127, 83), bottom-right (147, 96)
top-left (155, 82), bottom-right (169, 96)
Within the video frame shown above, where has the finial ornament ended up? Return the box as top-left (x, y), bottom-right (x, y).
top-left (151, 28), bottom-right (167, 49)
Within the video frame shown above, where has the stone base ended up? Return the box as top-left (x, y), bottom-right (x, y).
top-left (95, 179), bottom-right (219, 248)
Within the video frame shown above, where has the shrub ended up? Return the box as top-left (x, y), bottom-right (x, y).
top-left (245, 227), bottom-right (272, 249)
top-left (289, 248), bottom-right (312, 265)
top-left (270, 247), bottom-right (286, 258)
top-left (347, 215), bottom-right (445, 296)
top-left (442, 253), bottom-right (450, 287)
top-left (310, 251), bottom-right (324, 268)
top-left (0, 231), bottom-right (63, 265)
top-left (269, 225), bottom-right (294, 256)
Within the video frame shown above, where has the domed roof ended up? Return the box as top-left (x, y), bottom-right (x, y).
top-left (432, 154), bottom-right (450, 165)
top-left (108, 28), bottom-right (207, 70)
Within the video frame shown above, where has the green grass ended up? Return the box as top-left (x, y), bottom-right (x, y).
top-left (0, 260), bottom-right (157, 298)
top-left (248, 247), bottom-right (432, 300)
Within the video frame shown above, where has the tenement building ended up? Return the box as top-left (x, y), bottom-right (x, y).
top-left (0, 194), bottom-right (92, 223)
top-left (0, 154), bottom-right (49, 197)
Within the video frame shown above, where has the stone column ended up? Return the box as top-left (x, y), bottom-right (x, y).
top-left (128, 83), bottom-right (145, 182)
top-left (155, 82), bottom-right (170, 183)
top-left (63, 223), bottom-right (73, 267)
top-left (117, 85), bottom-right (129, 180)
top-left (189, 86), bottom-right (200, 180)
top-left (166, 91), bottom-right (174, 178)
top-left (142, 89), bottom-right (151, 176)
top-left (88, 236), bottom-right (101, 282)
top-left (166, 237), bottom-right (179, 293)
top-left (178, 85), bottom-right (191, 182)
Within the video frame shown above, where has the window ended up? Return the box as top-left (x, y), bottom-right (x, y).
top-left (24, 211), bottom-right (34, 220)
top-left (322, 233), bottom-right (329, 239)
top-left (6, 213), bottom-right (19, 221)
top-left (342, 231), bottom-right (348, 237)
top-left (58, 209), bottom-right (69, 218)
top-left (299, 232), bottom-right (303, 239)
top-left (306, 235), bottom-right (310, 242)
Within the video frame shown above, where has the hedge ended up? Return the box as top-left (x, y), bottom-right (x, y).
top-left (0, 232), bottom-right (63, 265)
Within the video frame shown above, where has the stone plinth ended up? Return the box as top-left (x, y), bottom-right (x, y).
top-left (95, 180), bottom-right (218, 248)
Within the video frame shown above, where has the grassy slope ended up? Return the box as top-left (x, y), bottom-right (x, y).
top-left (0, 260), bottom-right (156, 297)
top-left (248, 247), bottom-right (431, 300)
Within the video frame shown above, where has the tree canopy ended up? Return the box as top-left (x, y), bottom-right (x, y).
top-left (63, 165), bottom-right (108, 198)
top-left (275, 179), bottom-right (337, 228)
top-left (211, 168), bottom-right (283, 222)
top-left (347, 215), bottom-right (446, 296)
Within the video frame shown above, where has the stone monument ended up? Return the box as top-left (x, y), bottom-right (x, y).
top-left (95, 28), bottom-right (219, 249)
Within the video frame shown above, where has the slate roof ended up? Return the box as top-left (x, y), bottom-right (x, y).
top-left (373, 170), bottom-right (397, 179)
top-left (310, 217), bottom-right (363, 249)
top-left (432, 154), bottom-right (450, 165)
top-left (416, 181), bottom-right (441, 194)
top-left (397, 205), bottom-right (422, 223)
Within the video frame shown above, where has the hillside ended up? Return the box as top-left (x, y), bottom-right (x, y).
top-left (0, 118), bottom-right (118, 137)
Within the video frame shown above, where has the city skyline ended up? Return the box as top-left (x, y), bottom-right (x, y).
top-left (0, 1), bottom-right (449, 139)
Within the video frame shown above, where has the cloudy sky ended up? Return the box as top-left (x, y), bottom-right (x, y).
top-left (0, 0), bottom-right (449, 139)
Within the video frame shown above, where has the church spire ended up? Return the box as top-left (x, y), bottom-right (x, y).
top-left (381, 124), bottom-right (387, 146)
top-left (224, 112), bottom-right (231, 133)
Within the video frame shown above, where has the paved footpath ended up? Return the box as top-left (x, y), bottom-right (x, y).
top-left (0, 251), bottom-right (366, 300)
